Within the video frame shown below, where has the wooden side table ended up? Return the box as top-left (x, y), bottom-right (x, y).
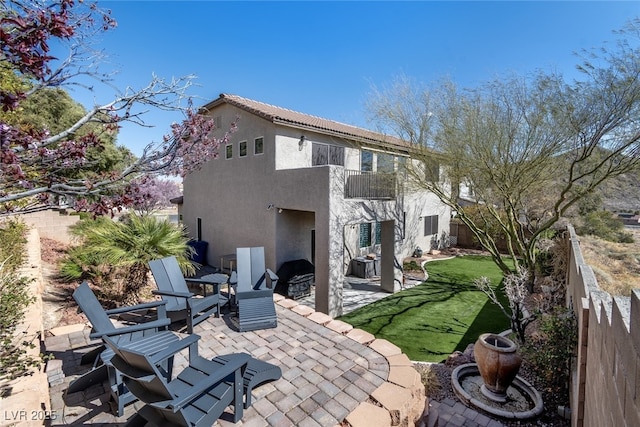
top-left (220, 253), bottom-right (237, 273)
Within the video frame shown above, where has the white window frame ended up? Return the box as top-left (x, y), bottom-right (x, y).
top-left (239, 140), bottom-right (247, 157)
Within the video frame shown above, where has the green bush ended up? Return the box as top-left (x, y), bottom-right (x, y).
top-left (576, 211), bottom-right (634, 243)
top-left (403, 260), bottom-right (421, 272)
top-left (0, 220), bottom-right (28, 272)
top-left (0, 263), bottom-right (37, 380)
top-left (0, 221), bottom-right (41, 380)
top-left (522, 307), bottom-right (577, 410)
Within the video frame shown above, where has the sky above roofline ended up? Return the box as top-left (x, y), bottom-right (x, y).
top-left (51, 1), bottom-right (640, 157)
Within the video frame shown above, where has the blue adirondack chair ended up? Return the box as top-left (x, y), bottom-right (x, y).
top-left (103, 333), bottom-right (249, 426)
top-left (149, 256), bottom-right (226, 333)
top-left (70, 281), bottom-right (177, 417)
top-left (230, 247), bottom-right (279, 332)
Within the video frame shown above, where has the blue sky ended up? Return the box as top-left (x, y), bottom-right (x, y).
top-left (55, 1), bottom-right (640, 156)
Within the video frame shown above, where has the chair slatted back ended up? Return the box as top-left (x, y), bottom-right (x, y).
top-left (236, 247), bottom-right (267, 292)
top-left (250, 247), bottom-right (266, 288)
top-left (149, 257), bottom-right (186, 311)
top-left (103, 336), bottom-right (175, 404)
top-left (73, 281), bottom-right (117, 335)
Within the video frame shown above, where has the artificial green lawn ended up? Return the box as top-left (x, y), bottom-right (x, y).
top-left (338, 255), bottom-right (511, 362)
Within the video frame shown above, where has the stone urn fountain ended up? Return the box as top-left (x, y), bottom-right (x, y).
top-left (450, 332), bottom-right (543, 420)
top-left (474, 333), bottom-right (522, 403)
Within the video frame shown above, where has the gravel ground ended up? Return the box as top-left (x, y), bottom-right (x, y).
top-left (413, 356), bottom-right (570, 427)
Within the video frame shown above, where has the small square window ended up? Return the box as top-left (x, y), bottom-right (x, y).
top-left (225, 144), bottom-right (233, 159)
top-left (239, 141), bottom-right (247, 157)
top-left (254, 137), bottom-right (264, 155)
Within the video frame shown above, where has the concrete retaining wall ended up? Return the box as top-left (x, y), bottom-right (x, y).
top-left (566, 225), bottom-right (640, 427)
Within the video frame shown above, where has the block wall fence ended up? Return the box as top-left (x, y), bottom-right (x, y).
top-left (6, 209), bottom-right (79, 244)
top-left (566, 225), bottom-right (640, 427)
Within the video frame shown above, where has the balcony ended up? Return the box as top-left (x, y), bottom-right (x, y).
top-left (344, 170), bottom-right (397, 200)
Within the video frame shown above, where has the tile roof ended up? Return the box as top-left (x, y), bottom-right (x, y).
top-left (201, 93), bottom-right (409, 150)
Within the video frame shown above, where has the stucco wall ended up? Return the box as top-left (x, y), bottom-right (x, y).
top-left (566, 225), bottom-right (640, 427)
top-left (183, 102), bottom-right (451, 316)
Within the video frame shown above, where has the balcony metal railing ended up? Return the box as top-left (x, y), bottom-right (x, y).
top-left (344, 170), bottom-right (397, 200)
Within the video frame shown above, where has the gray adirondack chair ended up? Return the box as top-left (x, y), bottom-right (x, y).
top-left (103, 333), bottom-right (249, 426)
top-left (149, 256), bottom-right (223, 333)
top-left (70, 281), bottom-right (176, 417)
top-left (230, 247), bottom-right (278, 332)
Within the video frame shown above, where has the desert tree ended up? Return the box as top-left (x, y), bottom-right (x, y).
top-left (366, 19), bottom-right (640, 284)
top-left (1, 0), bottom-right (234, 215)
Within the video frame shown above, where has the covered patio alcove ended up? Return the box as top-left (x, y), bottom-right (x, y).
top-left (274, 207), bottom-right (400, 318)
top-left (342, 219), bottom-right (398, 294)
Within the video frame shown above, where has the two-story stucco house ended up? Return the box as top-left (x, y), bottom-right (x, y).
top-left (180, 94), bottom-right (450, 317)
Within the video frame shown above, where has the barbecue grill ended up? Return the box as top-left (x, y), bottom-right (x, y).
top-left (274, 259), bottom-right (315, 299)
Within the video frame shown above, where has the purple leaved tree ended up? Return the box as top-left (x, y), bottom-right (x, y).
top-left (1, 0), bottom-right (234, 215)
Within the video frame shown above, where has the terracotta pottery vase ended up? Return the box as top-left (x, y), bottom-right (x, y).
top-left (474, 333), bottom-right (522, 402)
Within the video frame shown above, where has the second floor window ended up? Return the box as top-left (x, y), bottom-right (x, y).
top-left (312, 143), bottom-right (344, 166)
top-left (239, 141), bottom-right (247, 157)
top-left (425, 159), bottom-right (440, 182)
top-left (225, 144), bottom-right (233, 159)
top-left (377, 153), bottom-right (395, 173)
top-left (361, 150), bottom-right (373, 172)
top-left (255, 137), bottom-right (264, 155)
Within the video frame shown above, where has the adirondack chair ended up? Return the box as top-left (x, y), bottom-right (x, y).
top-left (230, 247), bottom-right (279, 332)
top-left (70, 281), bottom-right (177, 417)
top-left (149, 256), bottom-right (226, 333)
top-left (103, 333), bottom-right (250, 426)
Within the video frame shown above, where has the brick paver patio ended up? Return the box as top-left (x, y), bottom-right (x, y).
top-left (44, 294), bottom-right (426, 426)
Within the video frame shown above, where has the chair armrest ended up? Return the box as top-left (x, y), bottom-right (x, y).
top-left (266, 269), bottom-right (278, 281)
top-left (152, 289), bottom-right (194, 299)
top-left (148, 333), bottom-right (201, 366)
top-left (104, 300), bottom-right (168, 316)
top-left (169, 353), bottom-right (251, 411)
top-left (186, 277), bottom-right (225, 285)
top-left (88, 318), bottom-right (171, 340)
top-left (107, 333), bottom-right (198, 381)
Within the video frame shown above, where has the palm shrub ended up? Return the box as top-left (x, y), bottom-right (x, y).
top-left (61, 214), bottom-right (194, 304)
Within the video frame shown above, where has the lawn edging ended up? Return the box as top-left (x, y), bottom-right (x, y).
top-left (275, 294), bottom-right (428, 427)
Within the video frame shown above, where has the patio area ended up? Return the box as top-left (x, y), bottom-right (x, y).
top-left (3, 233), bottom-right (506, 427)
top-left (43, 292), bottom-right (427, 426)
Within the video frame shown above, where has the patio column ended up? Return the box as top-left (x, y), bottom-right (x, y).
top-left (380, 220), bottom-right (400, 292)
